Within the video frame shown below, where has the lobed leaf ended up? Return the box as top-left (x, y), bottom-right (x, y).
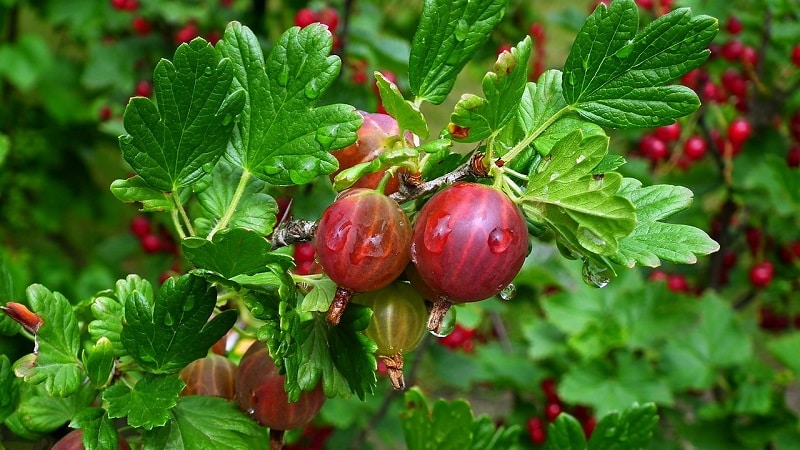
top-left (587, 403), bottom-right (659, 450)
top-left (69, 407), bottom-right (121, 450)
top-left (544, 414), bottom-right (587, 450)
top-left (182, 228), bottom-right (274, 279)
top-left (409, 0), bottom-right (509, 105)
top-left (375, 71), bottom-right (429, 139)
top-left (102, 374), bottom-right (185, 430)
top-left (13, 382), bottom-right (96, 434)
top-left (217, 22), bottom-right (361, 185)
top-left (120, 38), bottom-right (246, 192)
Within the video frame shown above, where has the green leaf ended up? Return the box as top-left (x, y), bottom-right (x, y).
top-left (82, 337), bottom-right (115, 388)
top-left (120, 38), bottom-right (246, 192)
top-left (193, 161), bottom-right (278, 236)
top-left (522, 131), bottom-right (636, 256)
top-left (587, 403), bottom-right (659, 450)
top-left (332, 147), bottom-right (418, 191)
top-left (559, 352), bottom-right (672, 416)
top-left (0, 355), bottom-right (19, 423)
top-left (469, 415), bottom-right (521, 450)
top-left (767, 332), bottom-right (800, 377)
top-left (592, 154), bottom-right (627, 174)
top-left (612, 179), bottom-right (719, 267)
top-left (182, 228), bottom-right (274, 279)
top-left (563, 0), bottom-right (717, 128)
top-left (121, 274), bottom-right (237, 373)
top-left (298, 276), bottom-right (338, 313)
top-left (375, 72), bottom-right (429, 139)
top-left (143, 396), bottom-right (268, 450)
top-left (110, 176), bottom-right (174, 211)
top-left (16, 284), bottom-right (82, 397)
top-left (450, 36), bottom-right (531, 142)
top-left (217, 22), bottom-right (361, 185)
top-left (88, 276), bottom-right (155, 357)
top-left (0, 132), bottom-right (9, 169)
top-left (409, 0), bottom-right (509, 105)
top-left (661, 293), bottom-right (752, 390)
top-left (740, 154), bottom-right (800, 217)
top-left (0, 252), bottom-right (20, 336)
top-left (14, 382), bottom-right (96, 433)
top-left (102, 373), bottom-right (185, 430)
top-left (544, 414), bottom-right (587, 450)
top-left (70, 407), bottom-right (122, 450)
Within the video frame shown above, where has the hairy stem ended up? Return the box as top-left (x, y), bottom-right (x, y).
top-left (208, 169), bottom-right (252, 240)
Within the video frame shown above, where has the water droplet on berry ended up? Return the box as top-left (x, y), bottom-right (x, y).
top-left (499, 283), bottom-right (516, 301)
top-left (487, 227), bottom-right (513, 254)
top-left (581, 260), bottom-right (610, 288)
top-left (423, 213), bottom-right (452, 254)
top-left (326, 219), bottom-right (352, 252)
top-left (429, 306), bottom-right (457, 337)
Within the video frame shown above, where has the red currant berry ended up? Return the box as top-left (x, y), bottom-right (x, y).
top-left (527, 417), bottom-right (547, 445)
top-left (540, 377), bottom-right (558, 401)
top-left (787, 145), bottom-right (800, 168)
top-left (726, 15), bottom-right (743, 34)
top-left (701, 81), bottom-right (724, 103)
top-left (683, 135), bottom-right (707, 160)
top-left (135, 80), bottom-right (152, 97)
top-left (123, 0), bottom-right (139, 11)
top-left (294, 8), bottom-right (317, 28)
top-left (111, 0), bottom-right (127, 10)
top-left (654, 122), bottom-right (681, 142)
top-left (792, 45), bottom-right (800, 67)
top-left (545, 402), bottom-right (562, 422)
top-left (749, 261), bottom-right (774, 288)
top-left (175, 23), bottom-right (199, 44)
top-left (220, 0), bottom-right (233, 7)
top-left (132, 16), bottom-right (151, 36)
top-left (728, 117), bottom-right (752, 144)
top-left (130, 216), bottom-right (151, 238)
top-left (667, 274), bottom-right (689, 293)
top-left (316, 7), bottom-right (339, 31)
top-left (720, 40), bottom-right (744, 61)
top-left (648, 269), bottom-right (668, 282)
top-left (140, 234), bottom-right (162, 253)
top-left (530, 23), bottom-right (545, 41)
top-left (207, 30), bottom-right (222, 46)
top-left (740, 45), bottom-right (758, 66)
top-left (746, 227), bottom-right (763, 254)
top-left (721, 69), bottom-right (747, 97)
top-left (639, 134), bottom-right (669, 161)
top-left (582, 417), bottom-right (597, 438)
top-left (759, 307), bottom-right (790, 331)
top-left (98, 105), bottom-right (112, 121)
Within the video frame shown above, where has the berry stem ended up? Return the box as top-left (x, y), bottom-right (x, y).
top-left (381, 353), bottom-right (406, 390)
top-left (326, 287), bottom-right (353, 326)
top-left (427, 296), bottom-right (454, 334)
top-left (389, 152), bottom-right (489, 204)
top-left (269, 429), bottom-right (285, 450)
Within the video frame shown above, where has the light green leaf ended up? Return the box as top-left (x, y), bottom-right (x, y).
top-left (298, 277), bottom-right (338, 313)
top-left (450, 36), bottom-right (531, 142)
top-left (70, 407), bottom-right (122, 450)
top-left (182, 228), bottom-right (274, 279)
top-left (0, 355), bottom-right (19, 423)
top-left (217, 22), bottom-right (361, 185)
top-left (120, 38), bottom-right (246, 192)
top-left (142, 396), bottom-right (268, 450)
top-left (401, 388), bottom-right (475, 450)
top-left (16, 285), bottom-right (82, 397)
top-left (375, 72), bottom-right (429, 139)
top-left (563, 0), bottom-right (717, 127)
top-left (121, 274), bottom-right (237, 373)
top-left (193, 161), bottom-right (278, 236)
top-left (15, 382), bottom-right (96, 433)
top-left (332, 147), bottom-right (418, 191)
top-left (409, 0), bottom-right (509, 105)
top-left (767, 333), bottom-right (800, 377)
top-left (82, 337), bottom-right (115, 388)
top-left (544, 414), bottom-right (587, 450)
top-left (102, 374), bottom-right (185, 430)
top-left (587, 403), bottom-right (659, 450)
top-left (110, 176), bottom-right (173, 212)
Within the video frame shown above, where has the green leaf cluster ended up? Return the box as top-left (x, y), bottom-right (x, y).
top-left (543, 403), bottom-right (659, 450)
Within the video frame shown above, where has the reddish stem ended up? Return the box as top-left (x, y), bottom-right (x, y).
top-left (326, 287), bottom-right (353, 326)
top-left (427, 296), bottom-right (453, 334)
top-left (269, 429), bottom-right (285, 450)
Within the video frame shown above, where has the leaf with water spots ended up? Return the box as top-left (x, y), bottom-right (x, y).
top-left (409, 0), bottom-right (509, 105)
top-left (102, 374), bottom-right (185, 430)
top-left (217, 22), bottom-right (361, 185)
top-left (120, 274), bottom-right (236, 373)
top-left (119, 38), bottom-right (246, 192)
top-left (563, 0), bottom-right (717, 128)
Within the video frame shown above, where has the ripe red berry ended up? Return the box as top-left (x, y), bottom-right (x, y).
top-left (175, 23), bottom-right (198, 44)
top-left (720, 40), bottom-right (744, 61)
top-left (667, 274), bottom-right (689, 293)
top-left (787, 145), bottom-right (800, 168)
top-left (740, 45), bottom-right (758, 66)
top-left (294, 8), bottom-right (317, 28)
top-left (701, 81), bottom-right (724, 103)
top-left (530, 23), bottom-right (545, 41)
top-left (111, 0), bottom-right (128, 10)
top-left (140, 234), bottom-right (162, 253)
top-left (53, 429), bottom-right (131, 450)
top-left (789, 111), bottom-right (800, 141)
top-left (638, 134), bottom-right (669, 161)
top-left (98, 105), bottom-right (112, 121)
top-left (132, 16), bottom-right (151, 35)
top-left (655, 122), bottom-right (681, 142)
top-left (648, 270), bottom-right (668, 282)
top-left (316, 7), bottom-right (339, 31)
top-left (527, 417), bottom-right (547, 445)
top-left (728, 117), bottom-right (752, 144)
top-left (746, 227), bottom-right (763, 254)
top-left (683, 135), bottom-right (707, 160)
top-left (792, 45), bottom-right (800, 67)
top-left (721, 69), bottom-right (747, 97)
top-left (582, 417), bottom-right (597, 438)
top-left (545, 402), bottom-right (562, 422)
top-left (749, 261), bottom-right (774, 288)
top-left (130, 216), bottom-right (151, 238)
top-left (540, 378), bottom-right (558, 401)
top-left (726, 16), bottom-right (743, 34)
top-left (135, 80), bottom-right (152, 97)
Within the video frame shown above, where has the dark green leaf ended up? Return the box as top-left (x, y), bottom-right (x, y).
top-left (409, 0), bottom-right (509, 104)
top-left (143, 396), bottom-right (268, 450)
top-left (70, 407), bottom-right (122, 450)
top-left (193, 160), bottom-right (278, 236)
top-left (121, 274), bottom-right (237, 373)
top-left (450, 36), bottom-right (531, 142)
top-left (0, 355), bottom-right (19, 423)
top-left (102, 374), bottom-right (185, 430)
top-left (217, 22), bottom-right (361, 185)
top-left (563, 0), bottom-right (717, 127)
top-left (0, 251), bottom-right (20, 336)
top-left (82, 337), bottom-right (115, 388)
top-left (544, 414), bottom-right (587, 450)
top-left (17, 284), bottom-right (82, 397)
top-left (182, 228), bottom-right (274, 278)
top-left (375, 72), bottom-right (429, 139)
top-left (587, 403), bottom-right (659, 450)
top-left (110, 176), bottom-right (173, 212)
top-left (120, 38), bottom-right (246, 191)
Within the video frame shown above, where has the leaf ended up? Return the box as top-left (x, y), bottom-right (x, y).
top-left (409, 0), bottom-right (509, 105)
top-left (120, 38), bottom-right (246, 192)
top-left (522, 131), bottom-right (636, 256)
top-left (375, 72), bottom-right (429, 139)
top-left (82, 337), bottom-right (115, 388)
top-left (182, 228), bottom-right (274, 279)
top-left (767, 332), bottom-right (800, 377)
top-left (587, 403), bottom-right (659, 450)
top-left (563, 0), bottom-right (717, 127)
top-left (662, 294), bottom-right (752, 390)
top-left (559, 352), bottom-right (672, 416)
top-left (14, 382), bottom-right (96, 433)
top-left (332, 147), bottom-right (418, 191)
top-left (16, 284), bottom-right (83, 397)
top-left (469, 415), bottom-right (521, 450)
top-left (217, 22), bottom-right (361, 185)
top-left (70, 407), bottom-right (122, 450)
top-left (298, 277), bottom-right (338, 313)
top-left (89, 275), bottom-right (154, 358)
top-left (544, 414), bottom-right (587, 450)
top-left (121, 274), bottom-right (237, 373)
top-left (142, 396), bottom-right (268, 450)
top-left (109, 176), bottom-right (173, 212)
top-left (450, 36), bottom-right (531, 142)
top-left (193, 160), bottom-right (278, 236)
top-left (0, 355), bottom-right (19, 423)
top-left (612, 180), bottom-right (719, 267)
top-left (102, 374), bottom-right (185, 430)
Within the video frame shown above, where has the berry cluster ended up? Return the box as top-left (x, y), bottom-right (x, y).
top-left (129, 215), bottom-right (181, 283)
top-left (527, 378), bottom-right (595, 445)
top-left (294, 6), bottom-right (341, 50)
top-left (437, 324), bottom-right (481, 353)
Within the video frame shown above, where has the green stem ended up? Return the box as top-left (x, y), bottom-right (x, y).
top-left (503, 105), bottom-right (572, 164)
top-left (172, 192), bottom-right (195, 237)
top-left (170, 208), bottom-right (187, 240)
top-left (375, 170), bottom-right (392, 194)
top-left (208, 169), bottom-right (252, 240)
